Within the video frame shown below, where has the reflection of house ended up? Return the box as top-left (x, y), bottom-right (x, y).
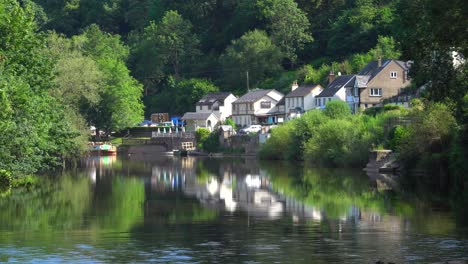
top-left (285, 82), bottom-right (323, 120)
top-left (181, 112), bottom-right (219, 132)
top-left (232, 89), bottom-right (284, 127)
top-left (356, 59), bottom-right (412, 110)
top-left (316, 74), bottom-right (356, 110)
top-left (195, 92), bottom-right (238, 121)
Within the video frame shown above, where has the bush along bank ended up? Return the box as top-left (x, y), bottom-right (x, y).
top-left (259, 99), bottom-right (467, 196)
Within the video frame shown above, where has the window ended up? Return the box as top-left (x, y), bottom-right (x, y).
top-left (208, 104), bottom-right (212, 110)
top-left (370, 88), bottom-right (382, 97)
top-left (250, 103), bottom-right (253, 110)
top-left (260, 101), bottom-right (271, 109)
top-left (390, 71), bottom-right (397, 79)
top-left (328, 98), bottom-right (331, 102)
top-left (365, 104), bottom-right (368, 108)
top-left (199, 105), bottom-right (202, 110)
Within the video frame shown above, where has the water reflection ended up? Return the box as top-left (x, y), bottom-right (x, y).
top-left (0, 156), bottom-right (466, 263)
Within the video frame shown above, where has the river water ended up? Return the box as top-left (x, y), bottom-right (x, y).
top-left (0, 156), bottom-right (467, 263)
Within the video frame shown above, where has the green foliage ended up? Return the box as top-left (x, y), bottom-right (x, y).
top-left (195, 128), bottom-right (219, 152)
top-left (398, 102), bottom-right (457, 167)
top-left (323, 100), bottom-right (352, 119)
top-left (0, 1), bottom-right (85, 176)
top-left (0, 170), bottom-right (12, 195)
top-left (257, 0), bottom-right (313, 63)
top-left (220, 30), bottom-right (283, 93)
top-left (195, 128), bottom-right (211, 150)
top-left (388, 125), bottom-right (410, 151)
top-left (77, 25), bottom-right (144, 133)
top-left (328, 0), bottom-right (397, 57)
top-left (259, 123), bottom-right (293, 160)
top-left (224, 118), bottom-right (236, 130)
top-left (130, 10), bottom-right (200, 90)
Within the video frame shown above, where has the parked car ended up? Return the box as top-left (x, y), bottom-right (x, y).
top-left (240, 125), bottom-right (262, 134)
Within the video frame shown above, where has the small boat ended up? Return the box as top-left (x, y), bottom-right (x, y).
top-left (88, 143), bottom-right (117, 155)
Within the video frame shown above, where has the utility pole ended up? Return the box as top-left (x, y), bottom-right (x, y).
top-left (246, 70), bottom-right (250, 92)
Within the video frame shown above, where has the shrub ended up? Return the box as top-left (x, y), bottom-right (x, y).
top-left (323, 100), bottom-right (351, 119)
top-left (304, 118), bottom-right (372, 167)
top-left (195, 128), bottom-right (211, 150)
top-left (0, 170), bottom-right (12, 194)
top-left (259, 123), bottom-right (293, 160)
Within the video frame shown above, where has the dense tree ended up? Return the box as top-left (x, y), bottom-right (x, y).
top-left (327, 0), bottom-right (396, 57)
top-left (130, 10), bottom-right (200, 94)
top-left (397, 0), bottom-right (467, 116)
top-left (0, 0), bottom-right (85, 176)
top-left (220, 30), bottom-right (283, 93)
top-left (76, 25), bottom-right (144, 133)
top-left (257, 0), bottom-right (313, 64)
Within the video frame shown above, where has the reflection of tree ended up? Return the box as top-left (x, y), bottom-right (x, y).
top-left (0, 174), bottom-right (91, 234)
top-left (262, 162), bottom-right (394, 218)
top-left (90, 176), bottom-right (144, 231)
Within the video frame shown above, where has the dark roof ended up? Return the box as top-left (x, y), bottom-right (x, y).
top-left (358, 59), bottom-right (411, 83)
top-left (181, 112), bottom-right (217, 120)
top-left (196, 92), bottom-right (233, 106)
top-left (316, 75), bottom-right (355, 98)
top-left (285, 84), bottom-right (321, 98)
top-left (234, 89), bottom-right (282, 103)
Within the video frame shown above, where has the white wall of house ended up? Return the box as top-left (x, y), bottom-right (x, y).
top-left (253, 95), bottom-right (278, 116)
top-left (315, 88), bottom-right (346, 108)
top-left (217, 94), bottom-right (237, 121)
top-left (185, 115), bottom-right (219, 132)
top-left (232, 90), bottom-right (283, 127)
top-left (195, 94), bottom-right (237, 122)
top-left (232, 115), bottom-right (253, 126)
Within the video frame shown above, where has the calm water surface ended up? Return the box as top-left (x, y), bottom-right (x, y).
top-left (0, 156), bottom-right (467, 263)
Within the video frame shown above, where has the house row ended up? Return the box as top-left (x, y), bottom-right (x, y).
top-left (182, 59), bottom-right (412, 131)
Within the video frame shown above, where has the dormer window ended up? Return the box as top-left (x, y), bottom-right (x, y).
top-left (390, 71), bottom-right (397, 79)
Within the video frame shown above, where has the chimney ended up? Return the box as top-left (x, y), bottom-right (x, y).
top-left (328, 71), bottom-right (336, 84)
top-left (378, 57), bottom-right (382, 67)
top-left (292, 81), bottom-right (299, 91)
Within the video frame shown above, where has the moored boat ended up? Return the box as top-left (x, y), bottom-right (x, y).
top-left (88, 142), bottom-right (117, 155)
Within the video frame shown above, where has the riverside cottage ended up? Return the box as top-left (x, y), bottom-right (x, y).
top-left (231, 89), bottom-right (284, 127)
top-left (182, 92), bottom-right (237, 131)
top-left (284, 82), bottom-right (323, 120)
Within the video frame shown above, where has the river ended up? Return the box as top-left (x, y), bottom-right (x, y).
top-left (0, 156), bottom-right (467, 263)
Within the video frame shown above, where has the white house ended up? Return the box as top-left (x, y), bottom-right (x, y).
top-left (195, 92), bottom-right (237, 121)
top-left (231, 89), bottom-right (284, 127)
top-left (181, 112), bottom-right (219, 132)
top-left (316, 74), bottom-right (355, 109)
top-left (285, 82), bottom-right (323, 120)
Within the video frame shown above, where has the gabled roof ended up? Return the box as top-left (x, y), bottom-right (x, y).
top-left (196, 92), bottom-right (233, 106)
top-left (285, 84), bottom-right (321, 98)
top-left (358, 59), bottom-right (411, 83)
top-left (316, 75), bottom-right (355, 98)
top-left (233, 89), bottom-right (283, 103)
top-left (181, 112), bottom-right (218, 120)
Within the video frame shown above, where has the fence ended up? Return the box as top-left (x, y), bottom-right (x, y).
top-left (151, 132), bottom-right (195, 139)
